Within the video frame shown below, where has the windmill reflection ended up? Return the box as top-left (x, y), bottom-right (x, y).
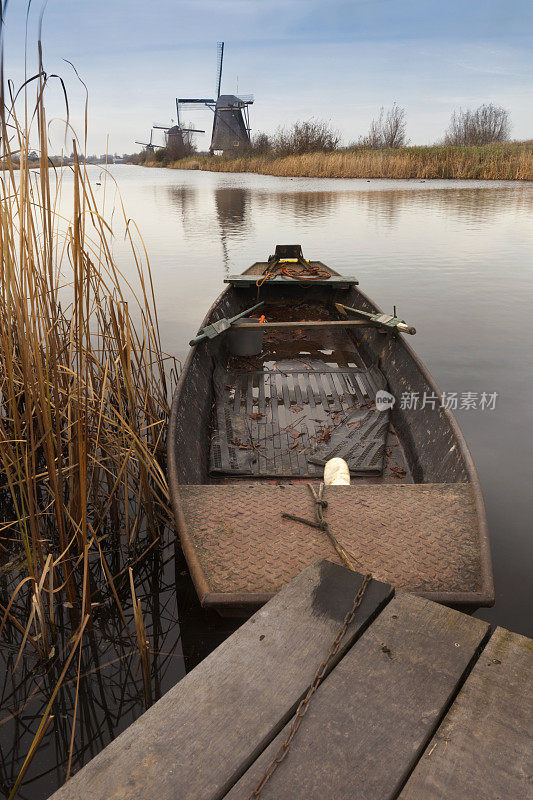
top-left (167, 185), bottom-right (198, 221)
top-left (214, 187), bottom-right (250, 273)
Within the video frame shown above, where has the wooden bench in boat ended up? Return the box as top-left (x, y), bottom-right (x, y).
top-left (225, 261), bottom-right (358, 289)
top-left (176, 483), bottom-right (493, 613)
top-left (48, 561), bottom-right (532, 800)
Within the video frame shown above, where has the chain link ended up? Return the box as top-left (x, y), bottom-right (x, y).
top-left (248, 570), bottom-right (372, 799)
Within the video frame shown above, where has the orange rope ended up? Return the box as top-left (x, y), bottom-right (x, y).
top-left (256, 262), bottom-right (331, 288)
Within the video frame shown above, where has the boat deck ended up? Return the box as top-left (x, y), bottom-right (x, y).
top-left (178, 482), bottom-right (488, 612)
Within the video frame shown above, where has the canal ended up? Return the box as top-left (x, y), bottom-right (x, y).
top-left (1, 165), bottom-right (531, 799)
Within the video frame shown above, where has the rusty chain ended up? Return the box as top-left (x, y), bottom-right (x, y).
top-left (248, 569), bottom-right (373, 799)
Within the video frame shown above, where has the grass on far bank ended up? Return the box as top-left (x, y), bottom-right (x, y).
top-left (140, 142), bottom-right (533, 181)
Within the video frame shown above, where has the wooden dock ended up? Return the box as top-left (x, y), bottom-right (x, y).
top-left (49, 560), bottom-right (532, 800)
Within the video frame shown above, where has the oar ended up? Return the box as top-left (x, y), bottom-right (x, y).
top-left (335, 303), bottom-right (416, 335)
top-left (189, 301), bottom-right (265, 346)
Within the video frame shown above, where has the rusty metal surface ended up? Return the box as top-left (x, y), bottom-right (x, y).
top-left (210, 364), bottom-right (389, 477)
top-left (178, 483), bottom-right (487, 609)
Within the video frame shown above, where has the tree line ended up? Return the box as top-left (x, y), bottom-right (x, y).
top-left (250, 103), bottom-right (512, 156)
top-left (131, 103), bottom-right (515, 162)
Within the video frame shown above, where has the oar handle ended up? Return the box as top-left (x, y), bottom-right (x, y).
top-left (396, 322), bottom-right (417, 335)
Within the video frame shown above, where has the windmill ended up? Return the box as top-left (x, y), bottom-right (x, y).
top-left (153, 121), bottom-right (204, 153)
top-left (178, 42), bottom-right (254, 154)
top-left (135, 129), bottom-right (163, 153)
top-left (154, 102), bottom-right (205, 146)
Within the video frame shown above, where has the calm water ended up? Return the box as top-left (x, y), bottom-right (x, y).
top-left (105, 165), bottom-right (532, 634)
top-left (1, 165), bottom-right (532, 799)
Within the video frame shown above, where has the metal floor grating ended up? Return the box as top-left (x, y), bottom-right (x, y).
top-left (209, 363), bottom-right (389, 477)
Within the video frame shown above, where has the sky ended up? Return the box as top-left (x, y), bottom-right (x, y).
top-left (2, 0), bottom-right (532, 154)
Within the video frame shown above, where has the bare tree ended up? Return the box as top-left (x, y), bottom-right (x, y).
top-left (251, 132), bottom-right (272, 154)
top-left (444, 104), bottom-right (511, 146)
top-left (359, 104), bottom-right (408, 149)
top-left (272, 119), bottom-right (340, 156)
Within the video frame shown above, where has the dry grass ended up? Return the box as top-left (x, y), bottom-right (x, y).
top-left (0, 41), bottom-right (175, 797)
top-left (149, 143), bottom-right (533, 181)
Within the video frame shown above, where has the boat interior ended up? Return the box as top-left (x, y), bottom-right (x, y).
top-left (168, 248), bottom-right (493, 612)
top-left (210, 299), bottom-right (413, 485)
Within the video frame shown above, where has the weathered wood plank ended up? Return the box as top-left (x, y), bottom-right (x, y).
top-left (224, 593), bottom-right (489, 800)
top-left (235, 320), bottom-right (371, 329)
top-left (224, 275), bottom-right (358, 287)
top-left (49, 561), bottom-right (391, 800)
top-left (399, 626), bottom-right (533, 800)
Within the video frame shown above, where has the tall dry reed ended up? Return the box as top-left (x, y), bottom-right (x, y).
top-left (0, 38), bottom-right (175, 797)
top-left (157, 143), bottom-right (533, 181)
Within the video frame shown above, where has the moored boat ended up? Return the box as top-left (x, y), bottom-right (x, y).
top-left (168, 246), bottom-right (493, 615)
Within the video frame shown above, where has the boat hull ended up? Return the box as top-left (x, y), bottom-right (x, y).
top-left (167, 262), bottom-right (493, 614)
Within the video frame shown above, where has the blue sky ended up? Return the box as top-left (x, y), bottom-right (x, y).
top-left (3, 0), bottom-right (532, 153)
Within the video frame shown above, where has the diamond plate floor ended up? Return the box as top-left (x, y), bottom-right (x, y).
top-left (178, 483), bottom-right (483, 603)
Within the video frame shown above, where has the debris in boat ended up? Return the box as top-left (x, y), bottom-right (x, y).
top-left (391, 465), bottom-right (407, 478)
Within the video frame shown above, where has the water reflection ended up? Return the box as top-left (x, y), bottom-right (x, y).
top-left (0, 535), bottom-right (235, 799)
top-left (166, 185), bottom-right (198, 221)
top-left (354, 187), bottom-right (533, 226)
top-left (270, 190), bottom-right (342, 219)
top-left (214, 188), bottom-right (250, 272)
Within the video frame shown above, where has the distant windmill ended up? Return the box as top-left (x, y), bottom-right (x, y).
top-left (178, 42), bottom-right (254, 154)
top-left (134, 129), bottom-right (163, 153)
top-left (153, 101), bottom-right (205, 149)
top-left (153, 118), bottom-right (204, 153)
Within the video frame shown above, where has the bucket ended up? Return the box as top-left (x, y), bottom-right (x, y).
top-left (227, 317), bottom-right (264, 356)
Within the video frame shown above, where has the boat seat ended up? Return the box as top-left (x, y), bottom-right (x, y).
top-left (178, 483), bottom-right (487, 612)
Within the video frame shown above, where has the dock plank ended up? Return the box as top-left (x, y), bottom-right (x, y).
top-left (400, 626), bottom-right (533, 800)
top-left (49, 561), bottom-right (391, 800)
top-left (224, 593), bottom-right (489, 800)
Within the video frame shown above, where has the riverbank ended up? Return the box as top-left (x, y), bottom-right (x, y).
top-left (135, 143), bottom-right (533, 181)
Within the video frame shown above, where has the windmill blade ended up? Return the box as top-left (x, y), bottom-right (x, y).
top-left (178, 99), bottom-right (216, 107)
top-left (215, 41), bottom-right (224, 99)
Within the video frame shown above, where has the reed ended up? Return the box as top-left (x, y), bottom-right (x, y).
top-left (152, 143), bottom-right (533, 181)
top-left (0, 38), bottom-right (175, 795)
